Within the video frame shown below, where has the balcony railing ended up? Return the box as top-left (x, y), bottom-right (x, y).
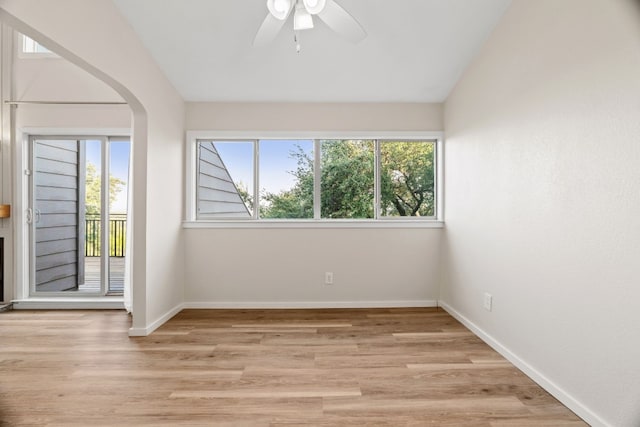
top-left (85, 214), bottom-right (127, 257)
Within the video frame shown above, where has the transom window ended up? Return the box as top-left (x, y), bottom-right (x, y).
top-left (188, 134), bottom-right (442, 222)
top-left (19, 34), bottom-right (57, 57)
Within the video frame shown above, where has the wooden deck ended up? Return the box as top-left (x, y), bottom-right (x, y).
top-left (78, 256), bottom-right (125, 293)
top-left (0, 308), bottom-right (587, 426)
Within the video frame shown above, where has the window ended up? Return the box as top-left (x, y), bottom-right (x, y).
top-left (188, 133), bottom-right (443, 223)
top-left (197, 141), bottom-right (254, 218)
top-left (320, 140), bottom-right (374, 219)
top-left (260, 139), bottom-right (314, 219)
top-left (380, 141), bottom-right (435, 217)
top-left (19, 34), bottom-right (57, 57)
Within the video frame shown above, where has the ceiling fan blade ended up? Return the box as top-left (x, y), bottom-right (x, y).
top-left (317, 0), bottom-right (366, 43)
top-left (253, 13), bottom-right (287, 47)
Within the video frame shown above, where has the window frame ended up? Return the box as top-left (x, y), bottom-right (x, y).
top-left (185, 131), bottom-right (444, 228)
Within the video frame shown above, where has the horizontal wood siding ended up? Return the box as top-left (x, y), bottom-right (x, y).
top-left (197, 141), bottom-right (251, 218)
top-left (34, 140), bottom-right (79, 292)
top-left (35, 238), bottom-right (77, 257)
top-left (36, 226), bottom-right (77, 243)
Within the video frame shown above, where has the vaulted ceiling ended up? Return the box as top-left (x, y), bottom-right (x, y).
top-left (112, 0), bottom-right (512, 103)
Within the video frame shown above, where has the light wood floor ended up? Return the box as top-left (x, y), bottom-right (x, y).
top-left (0, 308), bottom-right (586, 426)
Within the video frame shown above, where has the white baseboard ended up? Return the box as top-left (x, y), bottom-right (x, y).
top-left (438, 301), bottom-right (609, 427)
top-left (12, 297), bottom-right (124, 310)
top-left (128, 302), bottom-right (184, 337)
top-left (183, 300), bottom-right (438, 309)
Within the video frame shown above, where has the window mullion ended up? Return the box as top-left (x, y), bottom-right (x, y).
top-left (254, 139), bottom-right (259, 219)
top-left (100, 137), bottom-right (109, 295)
top-left (314, 139), bottom-right (321, 220)
top-left (374, 139), bottom-right (381, 219)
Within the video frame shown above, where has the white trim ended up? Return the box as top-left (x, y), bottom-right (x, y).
top-left (252, 139), bottom-right (259, 219)
top-left (187, 130), bottom-right (444, 140)
top-left (21, 127), bottom-right (131, 136)
top-left (438, 301), bottom-right (609, 427)
top-left (101, 137), bottom-right (109, 295)
top-left (183, 300), bottom-right (438, 309)
top-left (15, 131), bottom-right (29, 300)
top-left (12, 297), bottom-right (124, 310)
top-left (1, 24), bottom-right (15, 303)
top-left (183, 220), bottom-right (444, 229)
top-left (17, 129), bottom-right (132, 302)
top-left (185, 132), bottom-right (197, 221)
top-left (374, 139), bottom-right (381, 219)
top-left (128, 302), bottom-right (184, 337)
top-left (436, 135), bottom-right (445, 220)
top-left (313, 139), bottom-right (321, 219)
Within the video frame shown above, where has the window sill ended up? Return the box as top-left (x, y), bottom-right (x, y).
top-left (183, 220), bottom-right (444, 229)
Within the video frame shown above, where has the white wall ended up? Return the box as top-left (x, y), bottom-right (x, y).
top-left (187, 102), bottom-right (443, 131)
top-left (442, 1), bottom-right (640, 426)
top-left (15, 48), bottom-right (125, 102)
top-left (14, 105), bottom-right (130, 130)
top-left (185, 102), bottom-right (443, 307)
top-left (186, 228), bottom-right (441, 307)
top-left (0, 26), bottom-right (10, 302)
top-left (0, 0), bottom-right (186, 334)
top-left (13, 46), bottom-right (130, 130)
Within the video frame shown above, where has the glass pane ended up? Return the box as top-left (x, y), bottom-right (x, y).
top-left (81, 139), bottom-right (102, 291)
top-left (197, 141), bottom-right (254, 218)
top-left (259, 139), bottom-right (314, 219)
top-left (33, 139), bottom-right (86, 293)
top-left (320, 140), bottom-right (374, 219)
top-left (380, 141), bottom-right (435, 217)
top-left (108, 141), bottom-right (130, 294)
top-left (22, 35), bottom-right (51, 53)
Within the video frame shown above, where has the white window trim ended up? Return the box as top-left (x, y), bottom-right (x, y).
top-left (185, 131), bottom-right (445, 228)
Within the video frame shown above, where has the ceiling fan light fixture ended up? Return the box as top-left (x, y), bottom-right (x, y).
top-left (302, 0), bottom-right (326, 15)
top-left (254, 0), bottom-right (366, 49)
top-left (267, 0), bottom-right (292, 20)
top-left (293, 2), bottom-right (314, 30)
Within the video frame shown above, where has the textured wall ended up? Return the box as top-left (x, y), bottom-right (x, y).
top-left (442, 1), bottom-right (640, 425)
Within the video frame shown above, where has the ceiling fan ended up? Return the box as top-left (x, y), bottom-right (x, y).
top-left (253, 0), bottom-right (367, 51)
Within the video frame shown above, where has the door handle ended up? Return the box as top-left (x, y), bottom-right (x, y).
top-left (26, 208), bottom-right (41, 224)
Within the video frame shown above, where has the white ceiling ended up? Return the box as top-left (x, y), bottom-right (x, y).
top-left (112, 0), bottom-right (512, 103)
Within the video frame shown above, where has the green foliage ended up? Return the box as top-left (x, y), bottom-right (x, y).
top-left (380, 142), bottom-right (435, 217)
top-left (260, 145), bottom-right (314, 219)
top-left (236, 182), bottom-right (254, 214)
top-left (320, 140), bottom-right (374, 218)
top-left (84, 162), bottom-right (127, 257)
top-left (258, 140), bottom-right (434, 219)
top-left (85, 162), bottom-right (126, 215)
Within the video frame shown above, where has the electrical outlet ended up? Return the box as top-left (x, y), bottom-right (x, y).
top-left (483, 293), bottom-right (493, 311)
top-left (325, 272), bottom-right (334, 285)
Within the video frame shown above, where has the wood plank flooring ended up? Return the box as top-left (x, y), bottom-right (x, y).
top-left (0, 308), bottom-right (586, 426)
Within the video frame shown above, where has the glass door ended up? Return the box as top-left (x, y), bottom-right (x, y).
top-left (107, 138), bottom-right (130, 294)
top-left (29, 136), bottom-right (130, 295)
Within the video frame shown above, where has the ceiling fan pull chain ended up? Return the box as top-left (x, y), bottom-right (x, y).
top-left (294, 31), bottom-right (301, 53)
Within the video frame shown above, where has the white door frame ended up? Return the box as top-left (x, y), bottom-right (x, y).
top-left (14, 128), bottom-right (129, 305)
